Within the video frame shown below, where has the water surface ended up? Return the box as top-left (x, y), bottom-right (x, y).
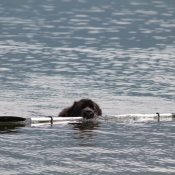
top-left (0, 0), bottom-right (175, 174)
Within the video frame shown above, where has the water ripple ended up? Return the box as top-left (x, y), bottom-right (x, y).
top-left (1, 0), bottom-right (175, 174)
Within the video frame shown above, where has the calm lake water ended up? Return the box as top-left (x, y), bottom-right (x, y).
top-left (0, 0), bottom-right (175, 174)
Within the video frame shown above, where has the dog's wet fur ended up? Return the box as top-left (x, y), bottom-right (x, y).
top-left (58, 99), bottom-right (102, 119)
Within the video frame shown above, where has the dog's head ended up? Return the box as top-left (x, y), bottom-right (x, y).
top-left (67, 99), bottom-right (102, 119)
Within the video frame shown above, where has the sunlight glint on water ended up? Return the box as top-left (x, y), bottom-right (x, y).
top-left (0, 0), bottom-right (175, 174)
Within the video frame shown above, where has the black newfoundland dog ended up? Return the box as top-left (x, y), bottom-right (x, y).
top-left (58, 99), bottom-right (102, 119)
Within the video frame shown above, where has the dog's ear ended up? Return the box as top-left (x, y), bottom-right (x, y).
top-left (95, 103), bottom-right (102, 116)
top-left (67, 101), bottom-right (77, 117)
top-left (99, 108), bottom-right (102, 116)
top-left (98, 107), bottom-right (102, 116)
top-left (68, 101), bottom-right (82, 117)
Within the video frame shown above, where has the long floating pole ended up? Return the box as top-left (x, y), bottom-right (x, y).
top-left (27, 116), bottom-right (83, 124)
top-left (105, 113), bottom-right (175, 122)
top-left (0, 113), bottom-right (175, 124)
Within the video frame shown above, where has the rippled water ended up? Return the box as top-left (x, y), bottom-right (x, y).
top-left (1, 121), bottom-right (175, 174)
top-left (0, 0), bottom-right (175, 174)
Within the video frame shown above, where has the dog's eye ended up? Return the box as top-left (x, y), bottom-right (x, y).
top-left (91, 106), bottom-right (95, 109)
top-left (93, 106), bottom-right (97, 110)
top-left (81, 104), bottom-right (85, 109)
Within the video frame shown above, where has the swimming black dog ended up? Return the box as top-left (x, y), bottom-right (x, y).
top-left (58, 99), bottom-right (102, 119)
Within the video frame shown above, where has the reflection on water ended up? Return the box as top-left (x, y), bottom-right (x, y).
top-left (0, 0), bottom-right (175, 174)
top-left (1, 120), bottom-right (175, 174)
top-left (0, 123), bottom-right (25, 133)
top-left (71, 120), bottom-right (100, 146)
top-left (72, 120), bottom-right (100, 131)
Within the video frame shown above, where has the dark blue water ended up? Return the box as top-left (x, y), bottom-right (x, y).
top-left (0, 0), bottom-right (175, 174)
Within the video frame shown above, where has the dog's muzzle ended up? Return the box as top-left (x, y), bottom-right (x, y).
top-left (82, 107), bottom-right (96, 119)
